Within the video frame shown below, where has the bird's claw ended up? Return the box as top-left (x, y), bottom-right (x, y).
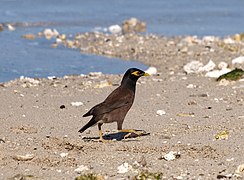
top-left (122, 130), bottom-right (148, 139)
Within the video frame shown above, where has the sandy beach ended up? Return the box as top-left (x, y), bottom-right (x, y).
top-left (0, 32), bottom-right (244, 179)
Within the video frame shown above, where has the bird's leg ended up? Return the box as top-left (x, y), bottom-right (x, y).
top-left (98, 123), bottom-right (111, 142)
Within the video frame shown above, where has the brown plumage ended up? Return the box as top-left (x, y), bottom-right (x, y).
top-left (78, 68), bottom-right (149, 141)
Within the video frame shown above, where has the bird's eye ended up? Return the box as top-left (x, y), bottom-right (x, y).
top-left (131, 71), bottom-right (140, 76)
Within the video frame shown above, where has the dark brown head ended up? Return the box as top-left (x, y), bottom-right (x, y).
top-left (121, 68), bottom-right (149, 89)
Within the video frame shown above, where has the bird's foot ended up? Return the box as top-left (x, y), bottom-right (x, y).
top-left (118, 129), bottom-right (148, 139)
top-left (98, 138), bottom-right (113, 143)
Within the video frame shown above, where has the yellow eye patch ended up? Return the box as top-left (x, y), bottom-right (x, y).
top-left (131, 71), bottom-right (140, 76)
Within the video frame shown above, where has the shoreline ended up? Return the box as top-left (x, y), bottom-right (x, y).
top-left (1, 32), bottom-right (244, 179)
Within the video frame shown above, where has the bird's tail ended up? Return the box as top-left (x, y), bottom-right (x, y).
top-left (78, 117), bottom-right (97, 133)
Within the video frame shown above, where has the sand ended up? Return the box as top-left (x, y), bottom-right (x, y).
top-left (0, 32), bottom-right (244, 180)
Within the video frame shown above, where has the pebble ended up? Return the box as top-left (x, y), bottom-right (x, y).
top-left (198, 60), bottom-right (216, 72)
top-left (74, 165), bottom-right (90, 174)
top-left (161, 151), bottom-right (181, 161)
top-left (89, 72), bottom-right (102, 77)
top-left (7, 24), bottom-right (15, 31)
top-left (108, 24), bottom-right (122, 34)
top-left (156, 110), bottom-right (166, 116)
top-left (186, 84), bottom-right (196, 88)
top-left (218, 62), bottom-right (228, 70)
top-left (60, 152), bottom-right (68, 158)
top-left (117, 162), bottom-right (132, 174)
top-left (236, 164), bottom-right (244, 174)
top-left (145, 66), bottom-right (157, 75)
top-left (71, 102), bottom-right (84, 107)
top-left (122, 17), bottom-right (146, 33)
top-left (183, 61), bottom-right (203, 74)
top-left (205, 68), bottom-right (231, 78)
top-left (232, 56), bottom-right (244, 64)
top-left (184, 60), bottom-right (216, 74)
top-left (21, 34), bottom-right (36, 40)
top-left (13, 154), bottom-right (35, 161)
top-left (43, 28), bottom-right (59, 39)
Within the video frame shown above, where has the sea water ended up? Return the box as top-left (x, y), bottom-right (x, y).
top-left (0, 0), bottom-right (244, 82)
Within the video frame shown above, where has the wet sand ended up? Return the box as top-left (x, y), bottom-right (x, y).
top-left (0, 32), bottom-right (244, 179)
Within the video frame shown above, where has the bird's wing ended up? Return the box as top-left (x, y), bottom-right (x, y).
top-left (83, 87), bottom-right (134, 117)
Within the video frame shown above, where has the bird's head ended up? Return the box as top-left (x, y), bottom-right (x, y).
top-left (121, 68), bottom-right (150, 86)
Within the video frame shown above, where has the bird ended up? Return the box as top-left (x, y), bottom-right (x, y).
top-left (78, 68), bottom-right (150, 142)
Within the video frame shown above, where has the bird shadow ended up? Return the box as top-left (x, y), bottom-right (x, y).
top-left (81, 130), bottom-right (150, 142)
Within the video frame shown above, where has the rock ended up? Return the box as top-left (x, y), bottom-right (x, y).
top-left (180, 47), bottom-right (188, 53)
top-left (186, 84), bottom-right (196, 88)
top-left (205, 68), bottom-right (231, 78)
top-left (198, 60), bottom-right (216, 72)
top-left (60, 152), bottom-right (68, 158)
top-left (232, 56), bottom-right (244, 64)
top-left (218, 62), bottom-right (228, 70)
top-left (156, 110), bottom-right (166, 116)
top-left (161, 151), bottom-right (181, 161)
top-left (202, 36), bottom-right (219, 43)
top-left (8, 174), bottom-right (35, 180)
top-left (60, 105), bottom-right (66, 109)
top-left (108, 25), bottom-right (122, 34)
top-left (223, 37), bottom-right (236, 44)
top-left (145, 66), bottom-right (157, 75)
top-left (0, 24), bottom-right (3, 31)
top-left (43, 28), bottom-right (59, 39)
top-left (122, 17), bottom-right (146, 34)
top-left (236, 164), bottom-right (244, 174)
top-left (183, 61), bottom-right (203, 74)
top-left (71, 102), bottom-right (84, 107)
top-left (21, 34), bottom-right (36, 40)
top-left (13, 154), bottom-right (35, 161)
top-left (74, 165), bottom-right (90, 174)
top-left (183, 60), bottom-right (216, 74)
top-left (7, 24), bottom-right (15, 31)
top-left (117, 162), bottom-right (132, 174)
top-left (89, 72), bottom-right (102, 77)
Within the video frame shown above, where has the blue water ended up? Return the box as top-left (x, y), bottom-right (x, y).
top-left (0, 0), bottom-right (244, 82)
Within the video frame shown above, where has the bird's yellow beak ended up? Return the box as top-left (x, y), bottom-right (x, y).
top-left (143, 72), bottom-right (150, 76)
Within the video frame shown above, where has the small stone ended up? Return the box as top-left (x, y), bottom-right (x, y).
top-left (71, 102), bottom-right (84, 107)
top-left (21, 34), bottom-right (36, 40)
top-left (186, 84), bottom-right (196, 88)
top-left (156, 110), bottom-right (166, 116)
top-left (236, 164), bottom-right (244, 174)
top-left (161, 151), bottom-right (181, 161)
top-left (183, 61), bottom-right (203, 74)
top-left (108, 24), bottom-right (122, 34)
top-left (89, 72), bottom-right (102, 77)
top-left (145, 66), bottom-right (157, 75)
top-left (180, 47), bottom-right (188, 53)
top-left (232, 56), bottom-right (244, 64)
top-left (74, 165), bottom-right (90, 174)
top-left (13, 154), bottom-right (35, 161)
top-left (205, 68), bottom-right (231, 78)
top-left (218, 62), bottom-right (228, 70)
top-left (117, 162), bottom-right (132, 174)
top-left (60, 105), bottom-right (65, 109)
top-left (60, 153), bottom-right (68, 158)
top-left (7, 24), bottom-right (15, 31)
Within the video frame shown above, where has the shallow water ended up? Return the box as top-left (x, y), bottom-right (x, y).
top-left (0, 0), bottom-right (244, 82)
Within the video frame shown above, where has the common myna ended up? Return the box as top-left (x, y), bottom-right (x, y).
top-left (78, 68), bottom-right (149, 142)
